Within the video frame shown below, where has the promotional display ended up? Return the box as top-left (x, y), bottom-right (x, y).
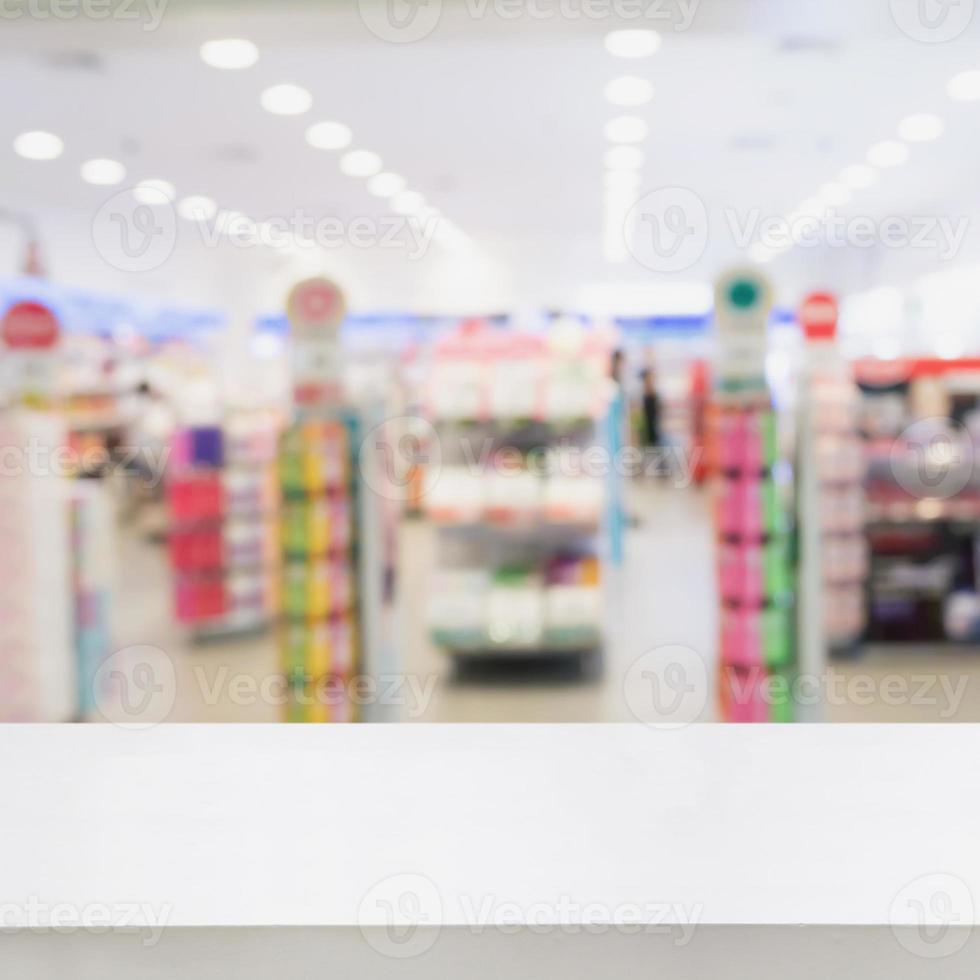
top-left (710, 270), bottom-right (796, 722)
top-left (278, 278), bottom-right (384, 722)
top-left (797, 293), bottom-right (867, 653)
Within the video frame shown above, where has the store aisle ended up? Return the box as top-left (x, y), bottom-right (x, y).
top-left (106, 482), bottom-right (980, 724)
top-left (398, 481), bottom-right (718, 722)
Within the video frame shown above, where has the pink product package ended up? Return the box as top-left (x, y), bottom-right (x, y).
top-left (718, 411), bottom-right (765, 473)
top-left (719, 543), bottom-right (764, 606)
top-left (725, 667), bottom-right (771, 723)
top-left (169, 430), bottom-right (193, 470)
top-left (717, 412), bottom-right (747, 471)
top-left (720, 607), bottom-right (763, 668)
top-left (741, 414), bottom-right (765, 473)
top-left (717, 475), bottom-right (763, 539)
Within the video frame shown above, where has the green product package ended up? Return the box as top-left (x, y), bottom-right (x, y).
top-left (283, 562), bottom-right (310, 618)
top-left (767, 668), bottom-right (795, 723)
top-left (281, 501), bottom-right (309, 556)
top-left (763, 535), bottom-right (792, 598)
top-left (762, 605), bottom-right (793, 669)
top-left (282, 623), bottom-right (309, 679)
top-left (760, 410), bottom-right (778, 469)
top-left (761, 477), bottom-right (786, 537)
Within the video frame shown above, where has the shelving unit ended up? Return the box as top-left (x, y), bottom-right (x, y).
top-left (0, 409), bottom-right (75, 721)
top-left (423, 323), bottom-right (612, 669)
top-left (710, 270), bottom-right (797, 723)
top-left (856, 358), bottom-right (980, 643)
top-left (166, 415), bottom-right (280, 639)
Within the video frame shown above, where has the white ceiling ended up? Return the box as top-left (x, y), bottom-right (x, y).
top-left (1, 0), bottom-right (980, 312)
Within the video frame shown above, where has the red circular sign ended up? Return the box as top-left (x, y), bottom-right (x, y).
top-left (286, 278), bottom-right (345, 333)
top-left (1, 301), bottom-right (60, 350)
top-left (799, 292), bottom-right (838, 341)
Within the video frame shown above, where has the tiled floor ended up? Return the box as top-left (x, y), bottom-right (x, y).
top-left (107, 482), bottom-right (980, 723)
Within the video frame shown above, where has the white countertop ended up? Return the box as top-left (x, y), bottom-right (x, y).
top-left (2, 724), bottom-right (978, 928)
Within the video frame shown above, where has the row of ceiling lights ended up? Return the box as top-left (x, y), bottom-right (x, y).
top-left (600, 29), bottom-right (660, 264)
top-left (752, 69), bottom-right (980, 264)
top-left (11, 37), bottom-right (464, 252)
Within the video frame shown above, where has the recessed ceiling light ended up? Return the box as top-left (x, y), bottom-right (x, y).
top-left (604, 76), bottom-right (654, 107)
top-left (305, 120), bottom-right (352, 150)
top-left (367, 172), bottom-right (406, 197)
top-left (340, 149), bottom-right (383, 177)
top-left (177, 195), bottom-right (217, 221)
top-left (604, 116), bottom-right (648, 143)
top-left (867, 140), bottom-right (909, 167)
top-left (80, 158), bottom-right (126, 186)
top-left (947, 69), bottom-right (980, 101)
top-left (604, 145), bottom-right (645, 170)
top-left (604, 170), bottom-right (642, 191)
top-left (897, 113), bottom-right (944, 142)
top-left (390, 190), bottom-right (425, 214)
top-left (604, 29), bottom-right (661, 59)
top-left (133, 179), bottom-right (176, 204)
top-left (819, 182), bottom-right (850, 207)
top-left (13, 130), bottom-right (63, 160)
top-left (200, 39), bottom-right (259, 70)
top-left (839, 164), bottom-right (877, 189)
top-left (260, 84), bottom-right (312, 116)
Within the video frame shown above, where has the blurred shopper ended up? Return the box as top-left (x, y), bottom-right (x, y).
top-left (640, 368), bottom-right (661, 450)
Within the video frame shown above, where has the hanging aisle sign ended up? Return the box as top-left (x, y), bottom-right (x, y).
top-left (285, 277), bottom-right (346, 408)
top-left (0, 300), bottom-right (62, 407)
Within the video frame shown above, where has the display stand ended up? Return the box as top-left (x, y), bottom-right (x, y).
top-left (710, 270), bottom-right (796, 722)
top-left (278, 278), bottom-right (388, 722)
top-left (796, 294), bottom-right (866, 668)
top-left (0, 409), bottom-right (75, 721)
top-left (423, 322), bottom-right (611, 670)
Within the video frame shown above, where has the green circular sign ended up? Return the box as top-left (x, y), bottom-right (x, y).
top-left (728, 280), bottom-right (759, 310)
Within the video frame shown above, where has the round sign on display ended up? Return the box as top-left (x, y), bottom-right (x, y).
top-left (1, 300), bottom-right (60, 350)
top-left (800, 292), bottom-right (838, 342)
top-left (715, 268), bottom-right (773, 334)
top-left (286, 277), bottom-right (346, 334)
